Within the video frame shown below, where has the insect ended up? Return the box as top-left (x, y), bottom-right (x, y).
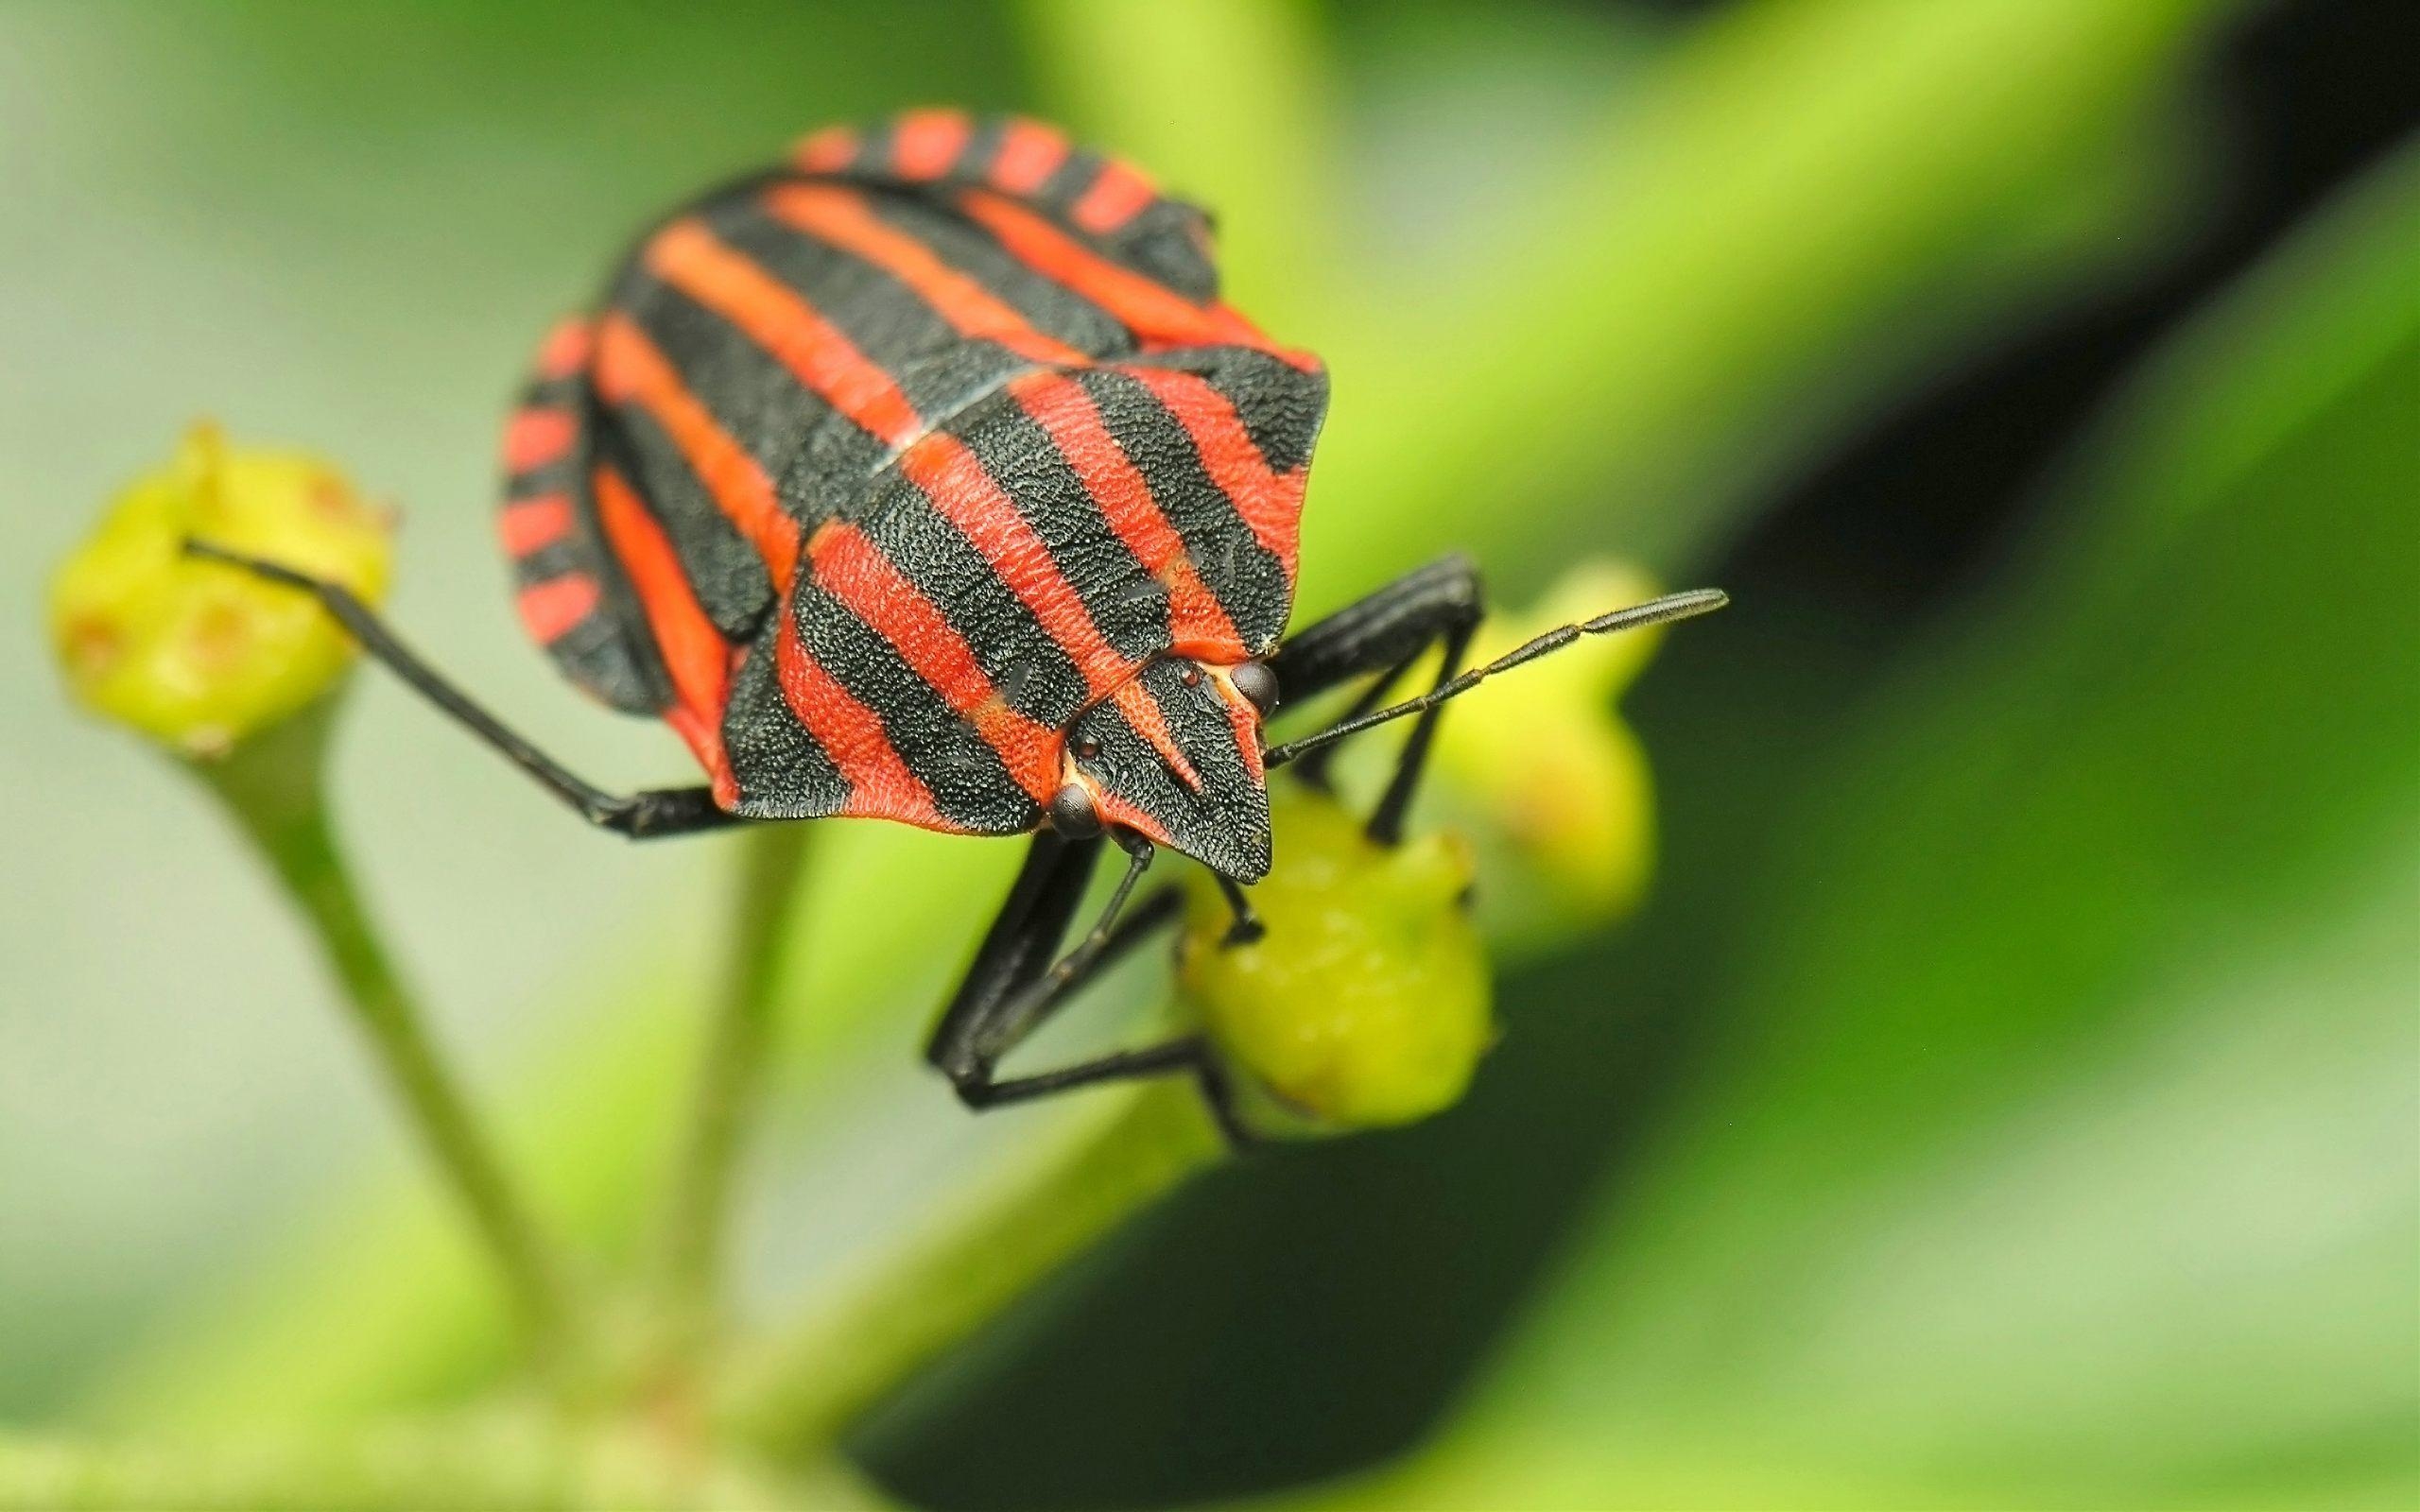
top-left (195, 111), bottom-right (1724, 1141)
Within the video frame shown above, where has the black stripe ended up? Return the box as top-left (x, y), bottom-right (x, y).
top-left (847, 117), bottom-right (896, 178)
top-left (614, 253), bottom-right (874, 541)
top-left (954, 389), bottom-right (1171, 664)
top-left (509, 540), bottom-right (586, 588)
top-left (590, 404), bottom-right (772, 641)
top-left (1028, 145), bottom-right (1100, 220)
top-left (1075, 366), bottom-right (1294, 653)
top-left (1136, 346), bottom-right (1328, 474)
top-left (505, 464), bottom-right (579, 504)
top-left (791, 583), bottom-right (1038, 833)
top-left (959, 116), bottom-right (1014, 184)
top-left (615, 265), bottom-right (830, 476)
top-left (1110, 199), bottom-right (1219, 305)
top-left (718, 636), bottom-right (849, 818)
top-left (712, 192), bottom-right (967, 382)
top-left (543, 612), bottom-right (658, 708)
top-left (519, 372), bottom-right (585, 411)
top-left (847, 468), bottom-right (1090, 730)
top-left (862, 190), bottom-right (1132, 360)
top-left (707, 189), bottom-right (1047, 455)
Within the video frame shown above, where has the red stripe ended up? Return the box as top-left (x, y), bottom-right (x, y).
top-left (791, 125), bottom-right (857, 174)
top-left (809, 523), bottom-right (1062, 803)
top-left (956, 189), bottom-right (1318, 371)
top-left (593, 313), bottom-right (803, 589)
top-left (1109, 676), bottom-right (1200, 793)
top-left (1070, 160), bottom-right (1156, 234)
top-left (1004, 370), bottom-right (1245, 659)
top-left (497, 493), bottom-right (575, 558)
top-left (644, 216), bottom-right (922, 452)
top-left (1125, 367), bottom-right (1304, 581)
top-left (592, 465), bottom-right (736, 799)
top-left (895, 431), bottom-right (1125, 696)
top-left (988, 118), bottom-right (1068, 194)
top-left (515, 573), bottom-right (598, 644)
top-left (1219, 673), bottom-right (1267, 782)
top-left (774, 610), bottom-right (946, 830)
top-left (535, 318), bottom-right (592, 381)
top-left (760, 183), bottom-right (1088, 369)
top-left (890, 108), bottom-right (971, 181)
top-left (502, 406), bottom-right (576, 473)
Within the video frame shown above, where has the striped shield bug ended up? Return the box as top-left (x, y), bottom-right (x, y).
top-left (193, 111), bottom-right (1725, 1141)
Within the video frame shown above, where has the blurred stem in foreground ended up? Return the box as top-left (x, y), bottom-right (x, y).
top-left (651, 823), bottom-right (817, 1352)
top-left (0, 1417), bottom-right (874, 1512)
top-left (198, 706), bottom-right (575, 1371)
top-left (720, 643), bottom-right (1668, 1450)
top-left (722, 1082), bottom-right (1223, 1454)
top-left (47, 427), bottom-right (577, 1376)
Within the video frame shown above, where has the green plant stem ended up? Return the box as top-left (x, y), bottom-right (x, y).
top-left (196, 703), bottom-right (573, 1367)
top-left (720, 1079), bottom-right (1225, 1453)
top-left (651, 822), bottom-right (815, 1346)
top-left (0, 1419), bottom-right (877, 1512)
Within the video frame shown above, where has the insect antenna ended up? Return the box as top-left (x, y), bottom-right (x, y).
top-left (1264, 587), bottom-right (1729, 769)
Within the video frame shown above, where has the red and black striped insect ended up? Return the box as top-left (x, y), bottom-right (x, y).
top-left (196, 111), bottom-right (1724, 1140)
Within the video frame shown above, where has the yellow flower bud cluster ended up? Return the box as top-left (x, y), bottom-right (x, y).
top-left (50, 425), bottom-right (392, 758)
top-left (1178, 787), bottom-right (1493, 1133)
top-left (1176, 559), bottom-right (1685, 1135)
top-left (1435, 560), bottom-right (1670, 943)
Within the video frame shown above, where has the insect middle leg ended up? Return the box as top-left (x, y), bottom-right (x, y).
top-left (1267, 553), bottom-right (1486, 845)
top-left (926, 833), bottom-right (1253, 1144)
top-left (183, 541), bottom-right (738, 839)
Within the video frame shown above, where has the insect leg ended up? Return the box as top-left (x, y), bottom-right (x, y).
top-left (925, 831), bottom-right (1110, 1083)
top-left (956, 1033), bottom-right (1255, 1149)
top-left (1269, 574), bottom-right (1728, 782)
top-left (1268, 554), bottom-right (1485, 705)
top-left (928, 838), bottom-right (1166, 1082)
top-left (1284, 655), bottom-right (1409, 795)
top-left (1215, 874), bottom-right (1265, 946)
top-left (1267, 554), bottom-right (1487, 844)
top-left (184, 541), bottom-right (740, 839)
top-left (928, 837), bottom-right (1250, 1141)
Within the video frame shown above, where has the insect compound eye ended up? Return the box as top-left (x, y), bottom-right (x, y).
top-left (1229, 660), bottom-right (1279, 715)
top-left (1050, 781), bottom-right (1103, 838)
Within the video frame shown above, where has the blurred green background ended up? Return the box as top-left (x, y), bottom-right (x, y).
top-left (3, 1), bottom-right (2414, 1507)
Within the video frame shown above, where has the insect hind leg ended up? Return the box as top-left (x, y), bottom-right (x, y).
top-left (182, 541), bottom-right (737, 840)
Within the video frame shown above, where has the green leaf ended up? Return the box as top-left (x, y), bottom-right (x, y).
top-left (1354, 130), bottom-right (2420, 1511)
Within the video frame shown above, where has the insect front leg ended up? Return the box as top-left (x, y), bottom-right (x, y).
top-left (183, 541), bottom-right (738, 839)
top-left (926, 833), bottom-right (1253, 1145)
top-left (1267, 562), bottom-right (1727, 835)
top-left (1266, 554), bottom-right (1486, 845)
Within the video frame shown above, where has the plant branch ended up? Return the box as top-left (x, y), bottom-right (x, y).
top-left (0, 1418), bottom-right (877, 1512)
top-left (652, 821), bottom-right (815, 1346)
top-left (196, 703), bottom-right (575, 1368)
top-left (720, 1079), bottom-right (1225, 1454)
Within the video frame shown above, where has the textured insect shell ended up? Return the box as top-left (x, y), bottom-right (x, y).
top-left (493, 112), bottom-right (1328, 841)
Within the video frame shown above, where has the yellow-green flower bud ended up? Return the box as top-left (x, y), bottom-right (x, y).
top-left (1177, 787), bottom-right (1493, 1134)
top-left (49, 424), bottom-right (392, 758)
top-left (1432, 560), bottom-right (1668, 941)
